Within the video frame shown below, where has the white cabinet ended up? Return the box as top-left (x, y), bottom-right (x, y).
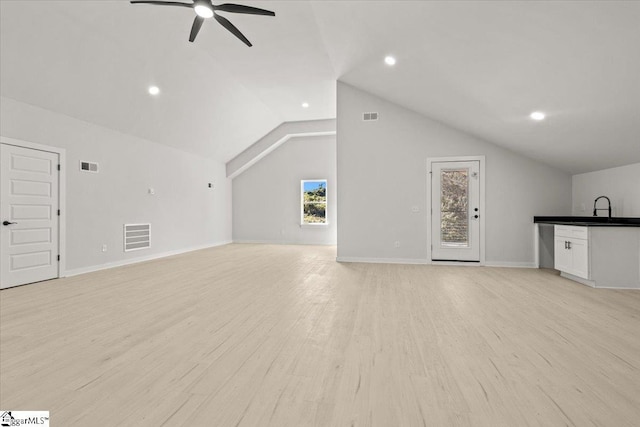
top-left (554, 225), bottom-right (589, 279)
top-left (553, 236), bottom-right (572, 272)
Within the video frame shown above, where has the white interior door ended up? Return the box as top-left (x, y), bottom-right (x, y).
top-left (1, 144), bottom-right (59, 288)
top-left (431, 161), bottom-right (480, 261)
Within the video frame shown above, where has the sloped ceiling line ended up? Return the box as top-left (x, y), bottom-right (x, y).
top-left (226, 118), bottom-right (336, 178)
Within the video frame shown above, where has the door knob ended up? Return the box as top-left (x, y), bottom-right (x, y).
top-left (3, 221), bottom-right (17, 226)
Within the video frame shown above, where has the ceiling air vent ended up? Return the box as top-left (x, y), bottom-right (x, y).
top-left (124, 223), bottom-right (150, 252)
top-left (362, 112), bottom-right (379, 121)
top-left (80, 161), bottom-right (99, 173)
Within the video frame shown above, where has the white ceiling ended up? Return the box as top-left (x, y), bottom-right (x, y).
top-left (1, 0), bottom-right (638, 174)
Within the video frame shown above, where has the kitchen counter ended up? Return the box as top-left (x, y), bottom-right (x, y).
top-left (534, 216), bottom-right (640, 227)
top-left (533, 217), bottom-right (640, 289)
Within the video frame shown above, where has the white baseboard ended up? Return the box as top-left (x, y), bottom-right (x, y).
top-left (560, 272), bottom-right (639, 289)
top-left (484, 261), bottom-right (538, 268)
top-left (336, 257), bottom-right (429, 265)
top-left (337, 257), bottom-right (537, 268)
top-left (64, 240), bottom-right (232, 277)
top-left (233, 240), bottom-right (336, 246)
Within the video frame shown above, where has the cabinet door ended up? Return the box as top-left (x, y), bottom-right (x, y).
top-left (554, 237), bottom-right (571, 273)
top-left (570, 239), bottom-right (589, 279)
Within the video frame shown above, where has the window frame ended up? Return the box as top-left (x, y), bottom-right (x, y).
top-left (300, 179), bottom-right (328, 226)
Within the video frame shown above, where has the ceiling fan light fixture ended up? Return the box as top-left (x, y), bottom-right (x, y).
top-left (130, 0), bottom-right (275, 45)
top-left (194, 4), bottom-right (214, 19)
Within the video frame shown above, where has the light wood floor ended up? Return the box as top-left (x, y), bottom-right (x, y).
top-left (1, 244), bottom-right (640, 426)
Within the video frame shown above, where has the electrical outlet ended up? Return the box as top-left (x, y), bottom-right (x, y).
top-left (102, 244), bottom-right (107, 252)
top-left (148, 188), bottom-right (155, 195)
top-left (394, 241), bottom-right (400, 248)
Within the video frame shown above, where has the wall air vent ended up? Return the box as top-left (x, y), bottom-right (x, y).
top-left (124, 223), bottom-right (150, 252)
top-left (80, 161), bottom-right (99, 173)
top-left (362, 112), bottom-right (379, 121)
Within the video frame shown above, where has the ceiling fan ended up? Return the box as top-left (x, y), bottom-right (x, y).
top-left (130, 0), bottom-right (275, 46)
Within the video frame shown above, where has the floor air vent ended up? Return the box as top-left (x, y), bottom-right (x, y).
top-left (124, 223), bottom-right (150, 252)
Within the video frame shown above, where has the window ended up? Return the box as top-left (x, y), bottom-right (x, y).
top-left (301, 180), bottom-right (327, 224)
top-left (440, 169), bottom-right (469, 246)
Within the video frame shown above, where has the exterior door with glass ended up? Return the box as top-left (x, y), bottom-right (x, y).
top-left (431, 161), bottom-right (480, 261)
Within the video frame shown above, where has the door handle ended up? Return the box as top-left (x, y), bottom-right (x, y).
top-left (567, 241), bottom-right (571, 250)
top-left (565, 241), bottom-right (568, 249)
top-left (474, 215), bottom-right (479, 219)
top-left (3, 221), bottom-right (17, 226)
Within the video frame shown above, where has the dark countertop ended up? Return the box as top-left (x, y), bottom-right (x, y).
top-left (534, 216), bottom-right (640, 227)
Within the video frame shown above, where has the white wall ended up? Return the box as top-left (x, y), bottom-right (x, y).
top-left (1, 97), bottom-right (232, 275)
top-left (232, 135), bottom-right (336, 245)
top-left (572, 163), bottom-right (640, 217)
top-left (337, 82), bottom-right (572, 266)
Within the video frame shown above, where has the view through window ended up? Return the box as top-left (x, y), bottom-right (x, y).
top-left (301, 180), bottom-right (327, 224)
top-left (440, 169), bottom-right (469, 246)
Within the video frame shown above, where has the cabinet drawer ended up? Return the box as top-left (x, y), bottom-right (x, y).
top-left (571, 227), bottom-right (588, 240)
top-left (555, 225), bottom-right (588, 240)
top-left (555, 225), bottom-right (572, 238)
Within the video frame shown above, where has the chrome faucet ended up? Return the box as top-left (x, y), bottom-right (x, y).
top-left (593, 196), bottom-right (612, 218)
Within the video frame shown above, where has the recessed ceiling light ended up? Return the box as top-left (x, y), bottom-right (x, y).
top-left (148, 86), bottom-right (160, 95)
top-left (302, 102), bottom-right (309, 108)
top-left (530, 111), bottom-right (545, 121)
top-left (194, 4), bottom-right (214, 19)
top-left (384, 56), bottom-right (396, 66)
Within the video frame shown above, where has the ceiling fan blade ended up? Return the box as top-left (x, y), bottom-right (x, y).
top-left (214, 14), bottom-right (252, 47)
top-left (213, 3), bottom-right (275, 16)
top-left (189, 16), bottom-right (205, 42)
top-left (130, 1), bottom-right (193, 7)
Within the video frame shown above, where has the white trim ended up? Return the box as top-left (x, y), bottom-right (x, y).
top-left (65, 240), bottom-right (232, 277)
top-left (300, 223), bottom-right (329, 229)
top-left (0, 136), bottom-right (67, 279)
top-left (233, 240), bottom-right (335, 246)
top-left (234, 240), bottom-right (335, 245)
top-left (337, 257), bottom-right (538, 268)
top-left (426, 155), bottom-right (486, 265)
top-left (534, 223), bottom-right (540, 268)
top-left (560, 271), bottom-right (640, 290)
top-left (336, 257), bottom-right (430, 265)
top-left (484, 261), bottom-right (538, 268)
top-left (228, 131), bottom-right (336, 179)
top-left (560, 272), bottom-right (596, 288)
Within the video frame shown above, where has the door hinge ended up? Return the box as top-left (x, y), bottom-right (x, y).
top-left (57, 255), bottom-right (60, 261)
top-left (57, 209), bottom-right (60, 216)
top-left (57, 164), bottom-right (61, 171)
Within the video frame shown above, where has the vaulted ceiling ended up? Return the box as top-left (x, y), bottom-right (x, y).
top-left (1, 0), bottom-right (638, 174)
